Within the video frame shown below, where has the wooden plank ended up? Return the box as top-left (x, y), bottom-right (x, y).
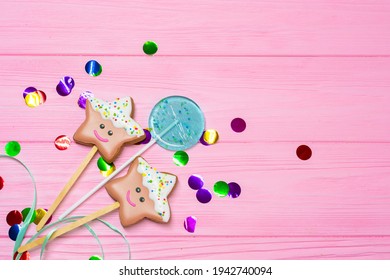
top-left (0, 0), bottom-right (390, 55)
top-left (3, 236), bottom-right (390, 259)
top-left (1, 141), bottom-right (390, 237)
top-left (1, 56), bottom-right (390, 143)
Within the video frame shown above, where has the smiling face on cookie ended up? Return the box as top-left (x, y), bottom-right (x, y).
top-left (105, 157), bottom-right (177, 227)
top-left (73, 97), bottom-right (145, 163)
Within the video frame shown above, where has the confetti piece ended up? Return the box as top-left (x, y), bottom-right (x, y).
top-left (228, 182), bottom-right (241, 198)
top-left (135, 129), bottom-right (152, 145)
top-left (23, 87), bottom-right (37, 98)
top-left (89, 255), bottom-right (102, 260)
top-left (97, 157), bottom-right (116, 177)
top-left (85, 60), bottom-right (102, 77)
top-left (56, 76), bottom-right (75, 96)
top-left (143, 41), bottom-right (158, 55)
top-left (6, 210), bottom-right (23, 226)
top-left (199, 131), bottom-right (210, 146)
top-left (231, 118), bottom-right (246, 133)
top-left (173, 151), bottom-right (189, 166)
top-left (36, 90), bottom-right (47, 104)
top-left (13, 251), bottom-right (30, 260)
top-left (196, 188), bottom-right (212, 204)
top-left (21, 208), bottom-right (37, 224)
top-left (43, 208), bottom-right (52, 225)
top-left (203, 129), bottom-right (219, 145)
top-left (296, 145), bottom-right (312, 160)
top-left (34, 208), bottom-right (47, 225)
top-left (184, 216), bottom-right (197, 233)
top-left (25, 90), bottom-right (46, 108)
top-left (188, 174), bottom-right (204, 190)
top-left (5, 141), bottom-right (21, 157)
top-left (213, 181), bottom-right (229, 197)
top-left (0, 176), bottom-right (4, 190)
top-left (97, 157), bottom-right (114, 171)
top-left (54, 135), bottom-right (71, 150)
top-left (78, 91), bottom-right (94, 109)
top-left (9, 224), bottom-right (21, 241)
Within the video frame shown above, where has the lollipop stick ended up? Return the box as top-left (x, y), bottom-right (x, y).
top-left (36, 146), bottom-right (98, 231)
top-left (19, 202), bottom-right (120, 253)
top-left (58, 120), bottom-right (179, 220)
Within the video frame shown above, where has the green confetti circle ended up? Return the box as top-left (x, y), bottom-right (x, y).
top-left (21, 208), bottom-right (37, 224)
top-left (89, 255), bottom-right (102, 260)
top-left (143, 41), bottom-right (158, 55)
top-left (97, 157), bottom-right (113, 171)
top-left (173, 151), bottom-right (189, 166)
top-left (5, 141), bottom-right (21, 157)
top-left (213, 181), bottom-right (229, 197)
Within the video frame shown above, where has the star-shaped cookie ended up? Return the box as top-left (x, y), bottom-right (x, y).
top-left (105, 157), bottom-right (177, 227)
top-left (73, 96), bottom-right (145, 163)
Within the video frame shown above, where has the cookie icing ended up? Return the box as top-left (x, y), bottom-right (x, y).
top-left (89, 97), bottom-right (143, 137)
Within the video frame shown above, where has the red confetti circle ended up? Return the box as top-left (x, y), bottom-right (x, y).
top-left (296, 145), bottom-right (312, 160)
top-left (13, 251), bottom-right (30, 260)
top-left (0, 176), bottom-right (4, 190)
top-left (6, 210), bottom-right (23, 226)
top-left (54, 135), bottom-right (71, 150)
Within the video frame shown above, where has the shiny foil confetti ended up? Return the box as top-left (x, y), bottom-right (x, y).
top-left (188, 174), bottom-right (204, 190)
top-left (97, 157), bottom-right (116, 177)
top-left (6, 210), bottom-right (23, 226)
top-left (56, 76), bottom-right (75, 96)
top-left (231, 117), bottom-right (246, 133)
top-left (184, 216), bottom-right (197, 233)
top-left (54, 135), bottom-right (71, 150)
top-left (8, 224), bottom-right (20, 241)
top-left (135, 129), bottom-right (152, 145)
top-left (21, 208), bottom-right (36, 224)
top-left (5, 141), bottom-right (21, 157)
top-left (228, 182), bottom-right (241, 198)
top-left (173, 151), bottom-right (189, 166)
top-left (296, 145), bottom-right (312, 160)
top-left (213, 181), bottom-right (229, 197)
top-left (203, 129), bottom-right (219, 145)
top-left (78, 91), bottom-right (94, 109)
top-left (44, 208), bottom-right (52, 225)
top-left (89, 255), bottom-right (102, 260)
top-left (13, 251), bottom-right (30, 260)
top-left (33, 208), bottom-right (47, 225)
top-left (196, 188), bottom-right (212, 204)
top-left (23, 87), bottom-right (37, 98)
top-left (143, 41), bottom-right (158, 55)
top-left (0, 176), bottom-right (4, 190)
top-left (85, 60), bottom-right (102, 77)
top-left (199, 131), bottom-right (209, 146)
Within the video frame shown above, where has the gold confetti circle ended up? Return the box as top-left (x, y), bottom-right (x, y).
top-left (203, 129), bottom-right (219, 145)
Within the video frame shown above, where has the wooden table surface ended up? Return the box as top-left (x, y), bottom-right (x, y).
top-left (0, 0), bottom-right (390, 260)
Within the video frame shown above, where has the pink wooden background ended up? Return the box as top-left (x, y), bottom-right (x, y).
top-left (1, 0), bottom-right (390, 260)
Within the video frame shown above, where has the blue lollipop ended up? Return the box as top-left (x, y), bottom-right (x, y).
top-left (60, 96), bottom-right (205, 218)
top-left (149, 96), bottom-right (205, 151)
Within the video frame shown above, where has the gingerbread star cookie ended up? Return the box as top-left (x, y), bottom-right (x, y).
top-left (73, 97), bottom-right (145, 163)
top-left (105, 157), bottom-right (177, 226)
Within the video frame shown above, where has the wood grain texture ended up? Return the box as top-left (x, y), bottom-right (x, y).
top-left (0, 0), bottom-right (390, 55)
top-left (0, 0), bottom-right (390, 260)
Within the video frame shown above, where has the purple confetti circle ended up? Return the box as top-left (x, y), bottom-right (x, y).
top-left (56, 76), bottom-right (75, 96)
top-left (188, 174), bottom-right (204, 190)
top-left (184, 216), bottom-right (197, 233)
top-left (199, 131), bottom-right (210, 146)
top-left (228, 182), bottom-right (241, 198)
top-left (231, 118), bottom-right (246, 133)
top-left (196, 188), bottom-right (212, 204)
top-left (78, 91), bottom-right (94, 109)
top-left (136, 129), bottom-right (152, 145)
top-left (23, 87), bottom-right (37, 98)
